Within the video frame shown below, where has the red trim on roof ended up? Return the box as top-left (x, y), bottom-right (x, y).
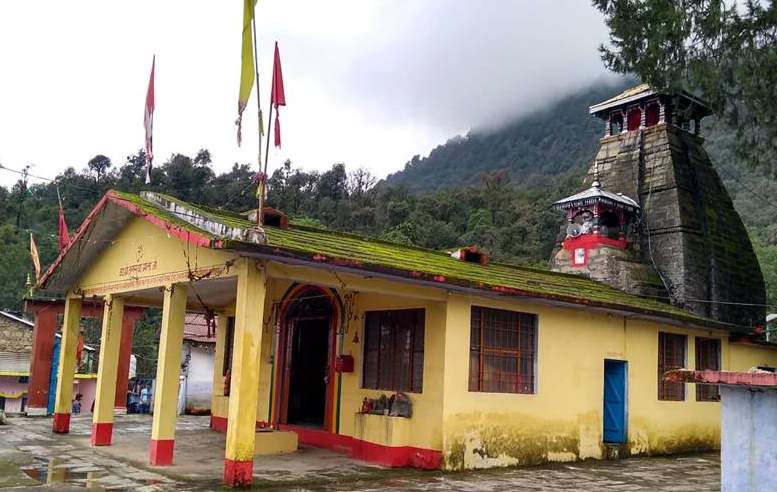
top-left (664, 369), bottom-right (777, 387)
top-left (109, 193), bottom-right (215, 249)
top-left (38, 193), bottom-right (111, 288)
top-left (38, 191), bottom-right (221, 289)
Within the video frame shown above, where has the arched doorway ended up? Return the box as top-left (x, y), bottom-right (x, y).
top-left (276, 285), bottom-right (338, 430)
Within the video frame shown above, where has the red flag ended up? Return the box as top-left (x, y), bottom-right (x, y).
top-left (271, 42), bottom-right (286, 148)
top-left (58, 206), bottom-right (70, 252)
top-left (144, 55), bottom-right (155, 184)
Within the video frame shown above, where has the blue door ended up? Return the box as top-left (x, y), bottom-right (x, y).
top-left (47, 337), bottom-right (61, 415)
top-left (603, 359), bottom-right (627, 443)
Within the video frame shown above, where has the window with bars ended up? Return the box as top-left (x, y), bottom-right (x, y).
top-left (469, 306), bottom-right (537, 394)
top-left (695, 337), bottom-right (721, 402)
top-left (658, 332), bottom-right (686, 401)
top-left (362, 309), bottom-right (424, 393)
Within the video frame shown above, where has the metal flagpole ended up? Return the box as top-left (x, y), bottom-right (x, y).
top-left (251, 4), bottom-right (265, 224)
top-left (262, 92), bottom-right (274, 193)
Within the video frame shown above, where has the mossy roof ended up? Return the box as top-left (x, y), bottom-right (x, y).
top-left (108, 190), bottom-right (740, 332)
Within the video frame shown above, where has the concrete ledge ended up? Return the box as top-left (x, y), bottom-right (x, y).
top-left (255, 430), bottom-right (297, 455)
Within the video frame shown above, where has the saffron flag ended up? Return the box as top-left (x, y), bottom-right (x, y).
top-left (29, 232), bottom-right (41, 281)
top-left (144, 55), bottom-right (155, 184)
top-left (236, 0), bottom-right (257, 146)
top-left (58, 206), bottom-right (70, 252)
top-left (271, 41), bottom-right (286, 148)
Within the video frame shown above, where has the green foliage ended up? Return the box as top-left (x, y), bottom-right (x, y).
top-left (1, 82), bottom-right (775, 382)
top-left (594, 0), bottom-right (777, 174)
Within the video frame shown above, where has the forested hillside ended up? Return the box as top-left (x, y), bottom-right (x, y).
top-left (0, 82), bottom-right (775, 377)
top-left (384, 81), bottom-right (627, 191)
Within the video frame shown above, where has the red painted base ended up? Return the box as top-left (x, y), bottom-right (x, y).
top-left (210, 415), bottom-right (228, 433)
top-left (352, 439), bottom-right (442, 469)
top-left (52, 413), bottom-right (71, 434)
top-left (279, 424), bottom-right (442, 470)
top-left (149, 439), bottom-right (175, 466)
top-left (223, 458), bottom-right (253, 487)
top-left (91, 422), bottom-right (113, 446)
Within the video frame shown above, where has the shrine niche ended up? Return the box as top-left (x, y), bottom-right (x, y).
top-left (550, 180), bottom-right (666, 298)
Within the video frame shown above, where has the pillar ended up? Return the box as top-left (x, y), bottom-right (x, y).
top-left (149, 283), bottom-right (188, 466)
top-left (52, 296), bottom-right (81, 433)
top-left (91, 295), bottom-right (124, 446)
top-left (26, 307), bottom-right (59, 416)
top-left (114, 309), bottom-right (142, 411)
top-left (223, 259), bottom-right (266, 487)
top-left (210, 314), bottom-right (228, 432)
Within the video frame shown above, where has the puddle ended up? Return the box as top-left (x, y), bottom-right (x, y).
top-left (22, 456), bottom-right (108, 489)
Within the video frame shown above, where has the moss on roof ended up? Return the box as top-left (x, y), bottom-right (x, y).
top-left (114, 190), bottom-right (735, 331)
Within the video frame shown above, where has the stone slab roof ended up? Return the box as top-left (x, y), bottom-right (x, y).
top-left (36, 190), bottom-right (753, 334)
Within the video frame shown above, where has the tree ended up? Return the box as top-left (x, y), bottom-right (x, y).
top-left (87, 154), bottom-right (112, 179)
top-left (594, 0), bottom-right (777, 174)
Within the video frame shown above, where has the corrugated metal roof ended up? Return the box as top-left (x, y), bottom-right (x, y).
top-left (552, 182), bottom-right (639, 212)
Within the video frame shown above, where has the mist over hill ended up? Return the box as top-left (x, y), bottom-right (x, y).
top-left (384, 80), bottom-right (631, 191)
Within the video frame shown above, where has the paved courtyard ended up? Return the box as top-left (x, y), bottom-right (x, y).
top-left (0, 414), bottom-right (720, 491)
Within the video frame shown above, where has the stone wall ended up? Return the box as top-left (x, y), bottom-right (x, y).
top-left (0, 315), bottom-right (33, 354)
top-left (584, 124), bottom-right (765, 325)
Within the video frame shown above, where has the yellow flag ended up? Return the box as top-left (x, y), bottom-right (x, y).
top-left (236, 0), bottom-right (257, 146)
top-left (30, 232), bottom-right (41, 281)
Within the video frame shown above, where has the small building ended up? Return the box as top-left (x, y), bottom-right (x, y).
top-left (179, 313), bottom-right (216, 415)
top-left (29, 86), bottom-right (777, 487)
top-left (665, 369), bottom-right (777, 492)
top-left (0, 310), bottom-right (97, 414)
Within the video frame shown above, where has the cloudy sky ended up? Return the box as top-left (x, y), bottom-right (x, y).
top-left (0, 1), bottom-right (613, 188)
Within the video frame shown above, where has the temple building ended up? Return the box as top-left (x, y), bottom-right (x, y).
top-left (552, 84), bottom-right (765, 327)
top-left (28, 85), bottom-right (777, 488)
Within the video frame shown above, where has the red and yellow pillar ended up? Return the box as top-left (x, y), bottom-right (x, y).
top-left (223, 258), bottom-right (266, 487)
top-left (52, 296), bottom-right (81, 433)
top-left (149, 283), bottom-right (188, 465)
top-left (91, 295), bottom-right (124, 445)
top-left (210, 313), bottom-right (228, 432)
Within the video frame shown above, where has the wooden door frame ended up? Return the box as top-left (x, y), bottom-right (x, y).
top-left (274, 284), bottom-right (339, 432)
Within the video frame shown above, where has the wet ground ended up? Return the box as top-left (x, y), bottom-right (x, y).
top-left (0, 414), bottom-right (719, 491)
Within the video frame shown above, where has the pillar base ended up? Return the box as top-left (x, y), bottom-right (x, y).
top-left (25, 406), bottom-right (48, 417)
top-left (52, 413), bottom-right (71, 433)
top-left (91, 422), bottom-right (113, 446)
top-left (210, 415), bottom-right (228, 432)
top-left (224, 459), bottom-right (253, 487)
top-left (149, 439), bottom-right (175, 466)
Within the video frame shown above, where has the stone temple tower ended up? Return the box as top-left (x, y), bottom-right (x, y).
top-left (551, 84), bottom-right (765, 326)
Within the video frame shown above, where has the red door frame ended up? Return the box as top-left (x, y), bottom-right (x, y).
top-left (273, 285), bottom-right (340, 432)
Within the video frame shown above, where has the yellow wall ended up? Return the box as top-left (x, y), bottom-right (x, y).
top-left (208, 263), bottom-right (777, 470)
top-left (76, 218), bottom-right (238, 298)
top-left (439, 294), bottom-right (777, 470)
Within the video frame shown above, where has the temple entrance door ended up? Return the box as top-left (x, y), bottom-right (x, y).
top-left (286, 317), bottom-right (330, 427)
top-left (279, 287), bottom-right (336, 430)
top-left (603, 359), bottom-right (627, 444)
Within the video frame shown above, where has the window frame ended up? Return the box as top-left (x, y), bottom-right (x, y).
top-left (468, 305), bottom-right (538, 395)
top-left (361, 308), bottom-right (425, 394)
top-left (658, 332), bottom-right (687, 401)
top-left (695, 337), bottom-right (721, 402)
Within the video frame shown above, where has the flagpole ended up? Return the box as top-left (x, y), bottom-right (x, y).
top-left (251, 4), bottom-right (265, 225)
top-left (262, 94), bottom-right (274, 190)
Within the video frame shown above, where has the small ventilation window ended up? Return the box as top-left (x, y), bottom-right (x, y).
top-left (451, 246), bottom-right (489, 266)
top-left (261, 207), bottom-right (288, 229)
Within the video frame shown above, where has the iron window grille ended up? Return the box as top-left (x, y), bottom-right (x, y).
top-left (362, 309), bottom-right (425, 394)
top-left (469, 306), bottom-right (537, 394)
top-left (658, 332), bottom-right (687, 401)
top-left (695, 337), bottom-right (721, 402)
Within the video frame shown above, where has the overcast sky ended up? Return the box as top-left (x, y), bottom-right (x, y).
top-left (0, 1), bottom-right (613, 188)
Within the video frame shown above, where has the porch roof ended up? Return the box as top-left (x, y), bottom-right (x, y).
top-left (38, 190), bottom-right (745, 333)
